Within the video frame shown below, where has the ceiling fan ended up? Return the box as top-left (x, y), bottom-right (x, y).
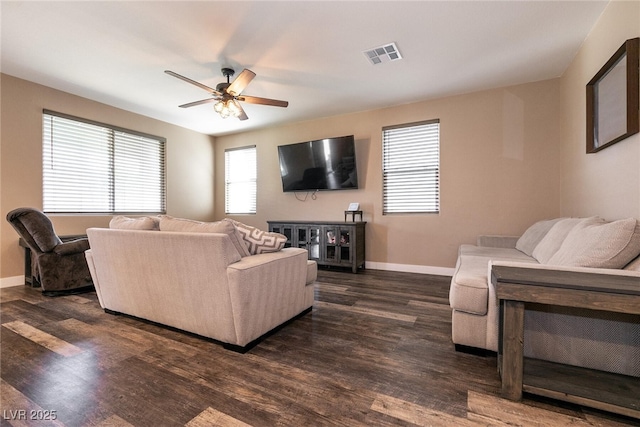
top-left (165, 67), bottom-right (288, 121)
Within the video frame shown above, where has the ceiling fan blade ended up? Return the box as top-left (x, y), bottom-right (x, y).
top-left (227, 69), bottom-right (256, 96)
top-left (238, 95), bottom-right (288, 108)
top-left (178, 98), bottom-right (218, 108)
top-left (165, 70), bottom-right (221, 95)
top-left (236, 103), bottom-right (249, 121)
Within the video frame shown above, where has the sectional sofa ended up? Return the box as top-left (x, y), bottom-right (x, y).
top-left (449, 216), bottom-right (640, 376)
top-left (85, 216), bottom-right (317, 351)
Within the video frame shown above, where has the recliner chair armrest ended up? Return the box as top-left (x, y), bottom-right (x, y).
top-left (53, 238), bottom-right (90, 255)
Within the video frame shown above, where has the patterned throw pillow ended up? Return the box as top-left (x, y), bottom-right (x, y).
top-left (226, 219), bottom-right (287, 255)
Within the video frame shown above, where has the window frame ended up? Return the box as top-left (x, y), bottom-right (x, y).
top-left (382, 119), bottom-right (440, 215)
top-left (224, 145), bottom-right (257, 215)
top-left (42, 110), bottom-right (166, 215)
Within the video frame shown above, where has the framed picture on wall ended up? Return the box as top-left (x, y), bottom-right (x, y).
top-left (586, 37), bottom-right (639, 154)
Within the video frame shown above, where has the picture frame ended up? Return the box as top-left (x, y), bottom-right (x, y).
top-left (586, 37), bottom-right (639, 154)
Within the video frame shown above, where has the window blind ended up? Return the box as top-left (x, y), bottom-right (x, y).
top-left (382, 120), bottom-right (440, 214)
top-left (225, 146), bottom-right (257, 214)
top-left (43, 111), bottom-right (166, 214)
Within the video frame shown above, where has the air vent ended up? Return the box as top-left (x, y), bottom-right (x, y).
top-left (363, 42), bottom-right (402, 65)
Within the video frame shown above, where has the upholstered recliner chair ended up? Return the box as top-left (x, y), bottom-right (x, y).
top-left (6, 207), bottom-right (93, 295)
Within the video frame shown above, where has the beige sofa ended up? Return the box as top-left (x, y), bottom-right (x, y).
top-left (85, 216), bottom-right (316, 351)
top-left (449, 216), bottom-right (640, 376)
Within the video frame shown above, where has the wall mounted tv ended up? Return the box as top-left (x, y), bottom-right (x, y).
top-left (278, 135), bottom-right (358, 192)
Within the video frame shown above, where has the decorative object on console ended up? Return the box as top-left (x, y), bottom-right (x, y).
top-left (345, 203), bottom-right (363, 222)
top-left (586, 37), bottom-right (639, 153)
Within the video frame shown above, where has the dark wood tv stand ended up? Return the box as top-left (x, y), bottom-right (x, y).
top-left (268, 221), bottom-right (365, 273)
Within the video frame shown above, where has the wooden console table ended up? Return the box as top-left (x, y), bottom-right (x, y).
top-left (492, 264), bottom-right (640, 419)
top-left (268, 221), bottom-right (365, 273)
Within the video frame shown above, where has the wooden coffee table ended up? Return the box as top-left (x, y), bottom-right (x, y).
top-left (491, 264), bottom-right (640, 419)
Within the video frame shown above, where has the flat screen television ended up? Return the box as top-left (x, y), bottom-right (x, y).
top-left (277, 135), bottom-right (358, 192)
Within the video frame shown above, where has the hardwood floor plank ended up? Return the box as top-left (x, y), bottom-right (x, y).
top-left (1, 299), bottom-right (69, 326)
top-left (0, 269), bottom-right (636, 426)
top-left (2, 321), bottom-right (83, 357)
top-left (92, 414), bottom-right (135, 427)
top-left (0, 379), bottom-right (66, 427)
top-left (370, 393), bottom-right (480, 426)
top-left (466, 390), bottom-right (611, 426)
top-left (314, 300), bottom-right (417, 323)
top-left (185, 407), bottom-right (253, 427)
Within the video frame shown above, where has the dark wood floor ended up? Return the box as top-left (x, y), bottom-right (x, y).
top-left (1, 269), bottom-right (637, 426)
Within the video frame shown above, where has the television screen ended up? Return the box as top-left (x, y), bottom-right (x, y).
top-left (278, 135), bottom-right (358, 192)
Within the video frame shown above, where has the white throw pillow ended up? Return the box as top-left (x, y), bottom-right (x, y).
top-left (547, 217), bottom-right (640, 269)
top-left (531, 217), bottom-right (586, 264)
top-left (227, 219), bottom-right (287, 255)
top-left (109, 215), bottom-right (159, 230)
top-left (158, 215), bottom-right (250, 257)
top-left (516, 218), bottom-right (565, 256)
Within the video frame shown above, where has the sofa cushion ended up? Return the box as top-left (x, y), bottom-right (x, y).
top-left (547, 217), bottom-right (640, 268)
top-left (532, 217), bottom-right (585, 264)
top-left (624, 254), bottom-right (640, 271)
top-left (516, 218), bottom-right (565, 256)
top-left (227, 220), bottom-right (287, 255)
top-left (458, 244), bottom-right (538, 261)
top-left (158, 216), bottom-right (250, 257)
top-left (109, 215), bottom-right (159, 230)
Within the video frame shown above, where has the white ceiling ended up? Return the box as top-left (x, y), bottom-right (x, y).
top-left (1, 1), bottom-right (608, 136)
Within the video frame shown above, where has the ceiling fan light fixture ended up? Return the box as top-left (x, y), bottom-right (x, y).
top-left (214, 99), bottom-right (242, 119)
top-left (167, 67), bottom-right (288, 122)
top-left (228, 99), bottom-right (242, 116)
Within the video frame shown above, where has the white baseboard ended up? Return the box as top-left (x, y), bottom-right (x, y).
top-left (365, 262), bottom-right (454, 277)
top-left (0, 276), bottom-right (25, 289)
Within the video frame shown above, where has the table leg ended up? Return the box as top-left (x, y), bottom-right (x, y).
top-left (23, 247), bottom-right (33, 286)
top-left (501, 299), bottom-right (525, 400)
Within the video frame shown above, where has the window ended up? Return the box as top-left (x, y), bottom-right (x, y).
top-left (382, 120), bottom-right (440, 214)
top-left (225, 146), bottom-right (257, 214)
top-left (43, 111), bottom-right (166, 214)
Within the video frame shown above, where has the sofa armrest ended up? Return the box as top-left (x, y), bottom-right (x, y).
top-left (477, 235), bottom-right (520, 249)
top-left (226, 248), bottom-right (311, 346)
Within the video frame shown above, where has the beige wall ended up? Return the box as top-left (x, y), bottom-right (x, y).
top-left (559, 0), bottom-right (640, 220)
top-left (3, 0), bottom-right (635, 281)
top-left (215, 79), bottom-right (563, 272)
top-left (0, 74), bottom-right (216, 283)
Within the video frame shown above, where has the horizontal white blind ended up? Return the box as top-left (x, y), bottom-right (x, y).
top-left (43, 112), bottom-right (165, 214)
top-left (383, 120), bottom-right (440, 214)
top-left (225, 146), bottom-right (257, 214)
